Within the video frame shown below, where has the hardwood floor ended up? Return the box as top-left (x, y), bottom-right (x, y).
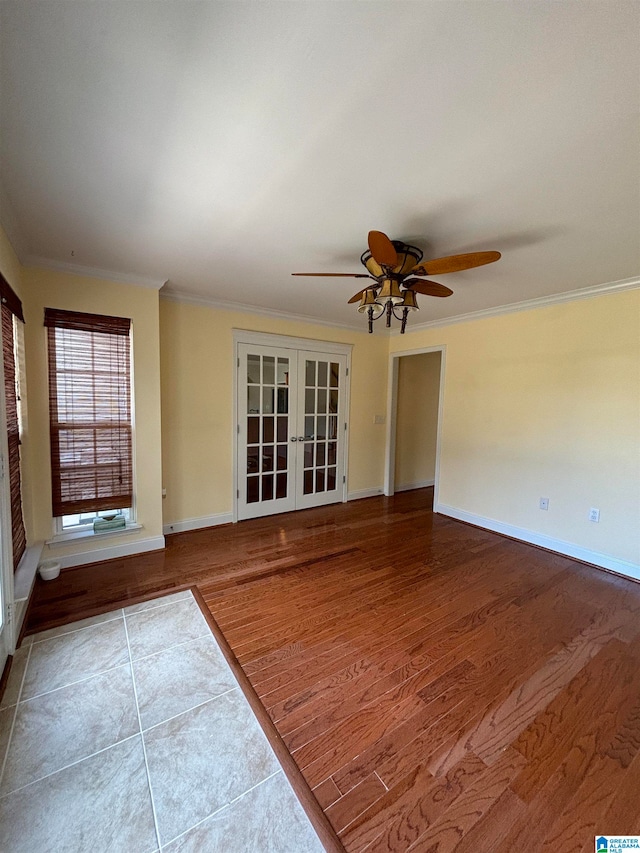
top-left (27, 489), bottom-right (640, 851)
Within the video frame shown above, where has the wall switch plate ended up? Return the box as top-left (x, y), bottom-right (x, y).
top-left (539, 497), bottom-right (549, 510)
top-left (374, 415), bottom-right (385, 424)
top-left (589, 507), bottom-right (600, 522)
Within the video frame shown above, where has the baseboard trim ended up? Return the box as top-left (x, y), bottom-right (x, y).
top-left (395, 479), bottom-right (435, 493)
top-left (435, 504), bottom-right (640, 581)
top-left (163, 513), bottom-right (233, 535)
top-left (347, 488), bottom-right (384, 502)
top-left (56, 536), bottom-right (166, 570)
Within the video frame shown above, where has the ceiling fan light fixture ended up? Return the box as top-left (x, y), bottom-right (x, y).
top-left (376, 278), bottom-right (404, 305)
top-left (293, 230), bottom-right (498, 336)
top-left (400, 289), bottom-right (419, 311)
top-left (391, 242), bottom-right (423, 276)
top-left (357, 289), bottom-right (384, 318)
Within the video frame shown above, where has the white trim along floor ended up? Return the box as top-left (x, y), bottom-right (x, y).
top-left (0, 590), bottom-right (324, 852)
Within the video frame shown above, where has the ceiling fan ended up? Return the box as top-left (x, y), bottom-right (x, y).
top-left (292, 231), bottom-right (501, 333)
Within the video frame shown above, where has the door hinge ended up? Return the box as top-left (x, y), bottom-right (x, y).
top-left (0, 453), bottom-right (4, 480)
top-left (344, 422), bottom-right (347, 431)
top-left (6, 601), bottom-right (14, 627)
top-left (237, 357), bottom-right (240, 368)
top-left (237, 424), bottom-right (240, 434)
top-left (237, 489), bottom-right (239, 499)
top-left (346, 367), bottom-right (349, 376)
top-left (343, 475), bottom-right (346, 483)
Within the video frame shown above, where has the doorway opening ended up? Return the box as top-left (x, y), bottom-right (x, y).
top-left (384, 346), bottom-right (445, 510)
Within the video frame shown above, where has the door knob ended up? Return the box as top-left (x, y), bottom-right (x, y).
top-left (290, 436), bottom-right (298, 442)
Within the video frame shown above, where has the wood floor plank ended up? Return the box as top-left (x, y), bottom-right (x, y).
top-left (404, 749), bottom-right (527, 852)
top-left (340, 753), bottom-right (487, 853)
top-left (26, 488), bottom-right (640, 852)
top-left (325, 772), bottom-right (387, 835)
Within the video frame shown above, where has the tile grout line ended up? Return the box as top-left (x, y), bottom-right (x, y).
top-left (0, 642), bottom-right (33, 791)
top-left (122, 594), bottom-right (192, 617)
top-left (0, 732), bottom-right (142, 800)
top-left (124, 629), bottom-right (212, 666)
top-left (29, 611), bottom-right (125, 645)
top-left (140, 687), bottom-right (238, 735)
top-left (123, 613), bottom-right (164, 852)
top-left (159, 769), bottom-right (284, 849)
top-left (19, 658), bottom-right (131, 704)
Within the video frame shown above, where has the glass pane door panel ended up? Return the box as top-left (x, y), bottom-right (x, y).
top-left (263, 357), bottom-right (275, 385)
top-left (296, 352), bottom-right (346, 508)
top-left (238, 345), bottom-right (295, 520)
top-left (247, 355), bottom-right (261, 384)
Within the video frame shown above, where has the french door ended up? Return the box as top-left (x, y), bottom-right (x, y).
top-left (237, 343), bottom-right (348, 521)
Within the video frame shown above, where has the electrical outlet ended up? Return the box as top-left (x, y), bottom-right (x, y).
top-left (539, 497), bottom-right (549, 511)
top-left (374, 414), bottom-right (385, 425)
top-left (589, 507), bottom-right (600, 522)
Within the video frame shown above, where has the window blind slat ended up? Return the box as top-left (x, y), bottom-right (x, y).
top-left (2, 304), bottom-right (26, 569)
top-left (46, 309), bottom-right (133, 518)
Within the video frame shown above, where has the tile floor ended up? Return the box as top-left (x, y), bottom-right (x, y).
top-left (0, 590), bottom-right (325, 852)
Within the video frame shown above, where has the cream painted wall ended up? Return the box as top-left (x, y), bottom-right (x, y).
top-left (390, 289), bottom-right (640, 567)
top-left (22, 268), bottom-right (164, 561)
top-left (394, 352), bottom-right (441, 489)
top-left (159, 300), bottom-right (388, 525)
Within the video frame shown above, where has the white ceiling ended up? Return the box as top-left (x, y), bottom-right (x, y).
top-left (1, 1), bottom-right (639, 330)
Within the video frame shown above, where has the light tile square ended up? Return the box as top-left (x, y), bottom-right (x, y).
top-left (0, 736), bottom-right (158, 853)
top-left (1, 664), bottom-right (139, 795)
top-left (124, 589), bottom-right (192, 615)
top-left (125, 597), bottom-right (209, 660)
top-left (0, 646), bottom-right (30, 709)
top-left (133, 635), bottom-right (236, 730)
top-left (21, 618), bottom-right (129, 700)
top-left (0, 705), bottom-right (16, 772)
top-left (163, 771), bottom-right (324, 853)
top-left (144, 691), bottom-right (280, 845)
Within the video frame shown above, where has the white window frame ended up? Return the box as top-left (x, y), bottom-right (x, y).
top-left (47, 322), bottom-right (138, 540)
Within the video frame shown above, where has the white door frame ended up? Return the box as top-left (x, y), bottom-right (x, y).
top-left (232, 329), bottom-right (353, 523)
top-left (383, 345), bottom-right (446, 509)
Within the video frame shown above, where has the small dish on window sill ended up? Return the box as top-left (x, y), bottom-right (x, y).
top-left (102, 514), bottom-right (117, 521)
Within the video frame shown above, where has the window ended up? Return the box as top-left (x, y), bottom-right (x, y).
top-left (45, 309), bottom-right (133, 522)
top-left (1, 273), bottom-right (26, 570)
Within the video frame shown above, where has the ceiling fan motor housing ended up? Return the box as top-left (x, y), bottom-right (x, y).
top-left (360, 241), bottom-right (423, 280)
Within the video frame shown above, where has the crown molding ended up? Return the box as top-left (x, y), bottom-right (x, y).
top-left (24, 256), bottom-right (168, 290)
top-left (395, 275), bottom-right (640, 335)
top-left (160, 287), bottom-right (365, 333)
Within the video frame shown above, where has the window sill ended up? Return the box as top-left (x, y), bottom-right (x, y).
top-left (45, 523), bottom-right (143, 546)
top-left (14, 542), bottom-right (45, 602)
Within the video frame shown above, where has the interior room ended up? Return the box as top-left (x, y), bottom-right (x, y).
top-left (0, 2), bottom-right (638, 851)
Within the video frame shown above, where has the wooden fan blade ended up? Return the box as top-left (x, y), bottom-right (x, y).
top-left (368, 231), bottom-right (398, 267)
top-left (405, 279), bottom-right (453, 297)
top-left (413, 251), bottom-right (501, 276)
top-left (291, 272), bottom-right (371, 278)
top-left (348, 284), bottom-right (378, 304)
